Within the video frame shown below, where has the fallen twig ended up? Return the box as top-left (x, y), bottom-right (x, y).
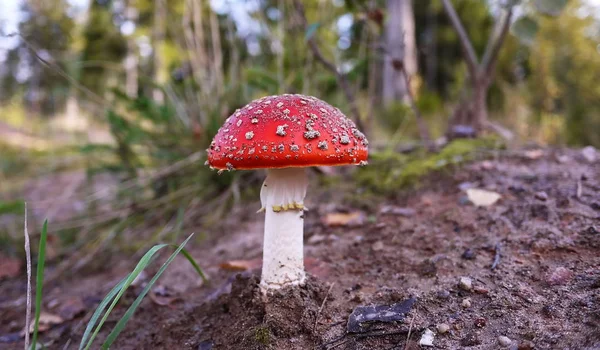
top-left (491, 243), bottom-right (502, 270)
top-left (314, 283), bottom-right (335, 331)
top-left (24, 203), bottom-right (32, 350)
top-left (403, 310), bottom-right (416, 350)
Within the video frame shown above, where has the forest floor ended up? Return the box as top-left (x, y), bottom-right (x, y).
top-left (0, 147), bottom-right (599, 350)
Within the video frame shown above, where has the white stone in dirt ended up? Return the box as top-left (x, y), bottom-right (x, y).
top-left (436, 323), bottom-right (450, 334)
top-left (581, 146), bottom-right (597, 163)
top-left (419, 328), bottom-right (435, 347)
top-left (498, 335), bottom-right (512, 347)
top-left (459, 276), bottom-right (473, 291)
top-left (372, 241), bottom-right (384, 251)
top-left (466, 188), bottom-right (501, 207)
top-left (461, 298), bottom-right (471, 308)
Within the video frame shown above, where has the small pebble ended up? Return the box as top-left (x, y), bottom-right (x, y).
top-left (460, 331), bottom-right (481, 346)
top-left (418, 328), bottom-right (435, 347)
top-left (437, 290), bottom-right (451, 299)
top-left (534, 191), bottom-right (548, 201)
top-left (459, 276), bottom-right (473, 291)
top-left (498, 336), bottom-right (512, 347)
top-left (581, 146), bottom-right (597, 163)
top-left (518, 340), bottom-right (535, 350)
top-left (545, 266), bottom-right (573, 286)
top-left (461, 298), bottom-right (471, 308)
top-left (474, 317), bottom-right (486, 328)
top-left (461, 248), bottom-right (476, 260)
top-left (372, 241), bottom-right (384, 251)
top-left (308, 234), bottom-right (326, 244)
top-left (436, 323), bottom-right (450, 334)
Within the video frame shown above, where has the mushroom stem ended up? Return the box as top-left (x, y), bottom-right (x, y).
top-left (259, 167), bottom-right (308, 291)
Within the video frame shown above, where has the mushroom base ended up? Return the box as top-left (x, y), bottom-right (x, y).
top-left (259, 168), bottom-right (308, 291)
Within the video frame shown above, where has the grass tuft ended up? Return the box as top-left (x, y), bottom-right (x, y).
top-left (30, 220), bottom-right (48, 350)
top-left (79, 232), bottom-right (206, 350)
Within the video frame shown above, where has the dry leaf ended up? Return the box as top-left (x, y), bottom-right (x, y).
top-left (218, 257), bottom-right (329, 278)
top-left (219, 258), bottom-right (262, 271)
top-left (21, 312), bottom-right (64, 335)
top-left (322, 211), bottom-right (365, 227)
top-left (0, 253), bottom-right (21, 279)
top-left (466, 189), bottom-right (502, 207)
top-left (524, 149), bottom-right (544, 160)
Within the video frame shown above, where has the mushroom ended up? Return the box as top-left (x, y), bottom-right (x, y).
top-left (206, 94), bottom-right (368, 292)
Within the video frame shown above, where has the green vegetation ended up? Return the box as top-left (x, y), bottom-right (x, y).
top-left (30, 220), bottom-right (48, 350)
top-left (356, 138), bottom-right (503, 193)
top-left (80, 231), bottom-right (205, 349)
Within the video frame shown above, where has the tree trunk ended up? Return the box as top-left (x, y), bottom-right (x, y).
top-left (449, 77), bottom-right (489, 137)
top-left (382, 0), bottom-right (417, 106)
top-left (124, 1), bottom-right (138, 98)
top-left (152, 0), bottom-right (166, 103)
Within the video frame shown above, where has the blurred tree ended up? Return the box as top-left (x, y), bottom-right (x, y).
top-left (80, 0), bottom-right (127, 99)
top-left (382, 0), bottom-right (417, 106)
top-left (529, 0), bottom-right (600, 146)
top-left (0, 0), bottom-right (75, 116)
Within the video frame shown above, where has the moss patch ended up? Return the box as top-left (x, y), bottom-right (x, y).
top-left (355, 138), bottom-right (503, 193)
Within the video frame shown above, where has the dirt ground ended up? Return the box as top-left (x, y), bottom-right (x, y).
top-left (1, 148), bottom-right (599, 349)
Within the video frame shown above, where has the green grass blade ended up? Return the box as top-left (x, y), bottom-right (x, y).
top-left (78, 277), bottom-right (127, 350)
top-left (30, 219), bottom-right (48, 350)
top-left (178, 248), bottom-right (208, 283)
top-left (100, 233), bottom-right (195, 349)
top-left (83, 243), bottom-right (169, 350)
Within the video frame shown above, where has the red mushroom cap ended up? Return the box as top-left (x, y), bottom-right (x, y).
top-left (206, 94), bottom-right (369, 170)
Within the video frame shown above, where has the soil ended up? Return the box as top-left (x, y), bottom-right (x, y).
top-left (1, 147), bottom-right (599, 349)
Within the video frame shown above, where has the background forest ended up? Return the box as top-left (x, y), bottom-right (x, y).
top-left (1, 0), bottom-right (600, 149)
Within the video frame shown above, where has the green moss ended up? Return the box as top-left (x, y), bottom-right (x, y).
top-left (355, 138), bottom-right (503, 193)
top-left (254, 325), bottom-right (271, 346)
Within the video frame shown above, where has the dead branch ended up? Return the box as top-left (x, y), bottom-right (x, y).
top-left (292, 0), bottom-right (365, 131)
top-left (482, 8), bottom-right (514, 78)
top-left (441, 0), bottom-right (479, 80)
top-left (24, 203), bottom-right (32, 350)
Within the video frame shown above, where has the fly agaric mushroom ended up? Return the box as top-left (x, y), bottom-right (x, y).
top-left (206, 94), bottom-right (368, 291)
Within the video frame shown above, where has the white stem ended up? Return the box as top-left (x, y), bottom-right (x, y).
top-left (259, 168), bottom-right (308, 291)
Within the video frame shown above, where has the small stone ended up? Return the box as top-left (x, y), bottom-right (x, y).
top-left (461, 298), bottom-right (471, 308)
top-left (418, 329), bottom-right (435, 347)
top-left (459, 276), bottom-right (473, 291)
top-left (545, 266), bottom-right (573, 286)
top-left (518, 340), bottom-right (534, 350)
top-left (581, 146), bottom-right (597, 163)
top-left (350, 292), bottom-right (365, 302)
top-left (419, 259), bottom-right (437, 277)
top-left (534, 191), bottom-right (548, 201)
top-left (461, 248), bottom-right (476, 260)
top-left (474, 317), bottom-right (486, 328)
top-left (372, 241), bottom-right (384, 251)
top-left (308, 234), bottom-right (327, 244)
top-left (436, 323), bottom-right (450, 334)
top-left (437, 290), bottom-right (450, 300)
top-left (461, 331), bottom-right (481, 346)
top-left (498, 336), bottom-right (512, 347)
